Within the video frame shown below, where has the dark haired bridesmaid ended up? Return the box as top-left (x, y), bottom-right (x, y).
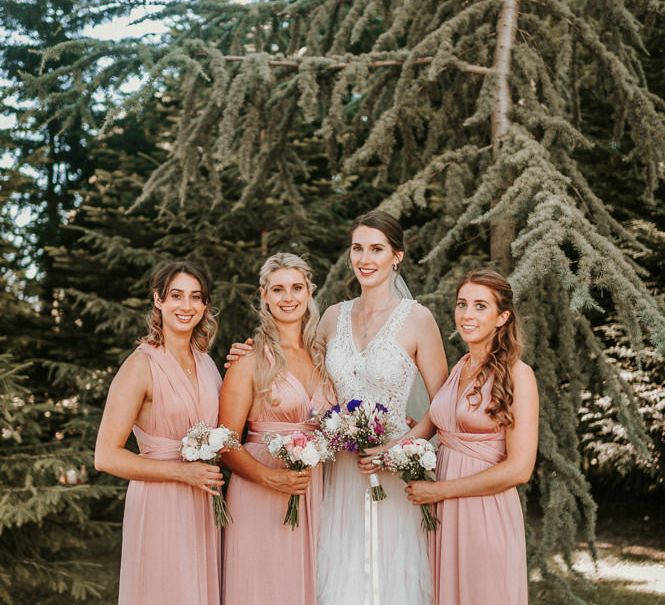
top-left (95, 261), bottom-right (225, 605)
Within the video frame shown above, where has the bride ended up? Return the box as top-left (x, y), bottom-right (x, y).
top-left (316, 210), bottom-right (447, 604)
top-left (227, 210), bottom-right (448, 604)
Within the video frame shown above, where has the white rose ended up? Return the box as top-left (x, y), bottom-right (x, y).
top-left (403, 443), bottom-right (419, 457)
top-left (182, 446), bottom-right (199, 461)
top-left (300, 443), bottom-right (321, 466)
top-left (419, 451), bottom-right (437, 471)
top-left (199, 444), bottom-right (216, 460)
top-left (268, 436), bottom-right (284, 456)
top-left (208, 427), bottom-right (230, 450)
top-left (182, 435), bottom-right (198, 448)
top-left (324, 414), bottom-right (341, 432)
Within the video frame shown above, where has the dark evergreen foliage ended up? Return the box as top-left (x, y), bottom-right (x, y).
top-left (1, 0), bottom-right (664, 601)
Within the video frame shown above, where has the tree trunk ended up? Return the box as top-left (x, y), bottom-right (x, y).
top-left (490, 0), bottom-right (519, 274)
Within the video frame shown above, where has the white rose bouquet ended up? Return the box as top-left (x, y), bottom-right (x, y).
top-left (381, 437), bottom-right (440, 531)
top-left (180, 422), bottom-right (240, 527)
top-left (264, 431), bottom-right (334, 529)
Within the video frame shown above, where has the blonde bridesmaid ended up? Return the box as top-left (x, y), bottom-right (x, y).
top-left (220, 253), bottom-right (333, 604)
top-left (405, 268), bottom-right (539, 605)
top-left (95, 261), bottom-right (225, 605)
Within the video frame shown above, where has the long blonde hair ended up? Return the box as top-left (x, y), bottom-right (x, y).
top-left (458, 269), bottom-right (523, 427)
top-left (252, 253), bottom-right (328, 407)
top-left (139, 261), bottom-right (217, 352)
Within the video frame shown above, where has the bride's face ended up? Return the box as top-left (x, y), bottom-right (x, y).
top-left (350, 226), bottom-right (403, 289)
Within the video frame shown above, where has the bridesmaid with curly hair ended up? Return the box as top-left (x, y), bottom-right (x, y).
top-left (95, 261), bottom-right (225, 605)
top-left (404, 268), bottom-right (539, 605)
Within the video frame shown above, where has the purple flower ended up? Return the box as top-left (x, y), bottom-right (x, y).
top-left (345, 441), bottom-right (359, 453)
top-left (375, 403), bottom-right (388, 414)
top-left (374, 422), bottom-right (385, 435)
top-left (324, 404), bottom-right (341, 418)
top-left (346, 399), bottom-right (362, 412)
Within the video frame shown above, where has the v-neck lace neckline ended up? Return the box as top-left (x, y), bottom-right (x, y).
top-left (349, 298), bottom-right (405, 354)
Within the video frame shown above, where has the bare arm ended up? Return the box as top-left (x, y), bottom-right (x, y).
top-left (94, 352), bottom-right (222, 495)
top-left (219, 355), bottom-right (311, 496)
top-left (406, 362), bottom-right (539, 503)
top-left (316, 303), bottom-right (342, 345)
top-left (413, 304), bottom-right (448, 399)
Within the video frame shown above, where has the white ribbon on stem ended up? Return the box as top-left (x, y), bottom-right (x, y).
top-left (364, 474), bottom-right (381, 605)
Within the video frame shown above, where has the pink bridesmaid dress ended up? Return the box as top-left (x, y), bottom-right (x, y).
top-left (428, 355), bottom-right (528, 605)
top-left (222, 373), bottom-right (332, 604)
top-left (118, 343), bottom-right (223, 605)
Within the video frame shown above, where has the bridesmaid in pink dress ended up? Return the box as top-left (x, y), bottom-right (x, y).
top-left (403, 269), bottom-right (539, 605)
top-left (220, 253), bottom-right (333, 604)
top-left (95, 261), bottom-right (225, 605)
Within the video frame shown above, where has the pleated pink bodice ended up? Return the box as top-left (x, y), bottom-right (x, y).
top-left (223, 371), bottom-right (333, 605)
top-left (118, 343), bottom-right (223, 605)
top-left (428, 355), bottom-right (528, 605)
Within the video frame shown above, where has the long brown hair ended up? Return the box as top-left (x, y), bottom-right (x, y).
top-left (457, 269), bottom-right (523, 427)
top-left (252, 253), bottom-right (328, 408)
top-left (139, 260), bottom-right (217, 352)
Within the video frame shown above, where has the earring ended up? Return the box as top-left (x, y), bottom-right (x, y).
top-left (392, 263), bottom-right (399, 271)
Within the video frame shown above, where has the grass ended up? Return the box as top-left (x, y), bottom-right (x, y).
top-left (531, 489), bottom-right (665, 604)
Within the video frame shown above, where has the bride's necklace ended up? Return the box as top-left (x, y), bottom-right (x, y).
top-left (357, 299), bottom-right (399, 340)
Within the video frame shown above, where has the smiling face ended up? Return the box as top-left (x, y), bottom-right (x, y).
top-left (350, 225), bottom-right (404, 289)
top-left (154, 272), bottom-right (206, 337)
top-left (261, 267), bottom-right (311, 325)
top-left (455, 282), bottom-right (510, 348)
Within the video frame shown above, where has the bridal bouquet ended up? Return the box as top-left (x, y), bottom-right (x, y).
top-left (320, 399), bottom-right (396, 501)
top-left (264, 431), bottom-right (334, 529)
top-left (380, 438), bottom-right (439, 531)
top-left (180, 422), bottom-right (240, 527)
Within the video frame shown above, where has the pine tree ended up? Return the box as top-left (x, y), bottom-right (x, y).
top-left (27, 0), bottom-right (665, 600)
top-left (0, 3), bottom-right (142, 602)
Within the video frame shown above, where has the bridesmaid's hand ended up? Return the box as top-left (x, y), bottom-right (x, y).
top-left (263, 467), bottom-right (312, 496)
top-left (405, 480), bottom-right (444, 505)
top-left (224, 338), bottom-right (254, 369)
top-left (179, 461), bottom-right (225, 496)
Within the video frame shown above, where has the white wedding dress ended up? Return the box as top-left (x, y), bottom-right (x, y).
top-left (317, 298), bottom-right (432, 605)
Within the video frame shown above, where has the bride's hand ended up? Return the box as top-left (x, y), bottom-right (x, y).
top-left (357, 444), bottom-right (390, 475)
top-left (224, 338), bottom-right (254, 369)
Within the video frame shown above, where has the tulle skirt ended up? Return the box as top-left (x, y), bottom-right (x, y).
top-left (317, 452), bottom-right (432, 605)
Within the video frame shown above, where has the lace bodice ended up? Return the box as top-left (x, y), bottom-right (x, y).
top-left (325, 298), bottom-right (418, 434)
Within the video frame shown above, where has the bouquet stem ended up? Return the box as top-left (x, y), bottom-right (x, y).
top-left (284, 494), bottom-right (300, 530)
top-left (213, 493), bottom-right (233, 528)
top-left (368, 472), bottom-right (387, 502)
top-left (419, 503), bottom-right (439, 532)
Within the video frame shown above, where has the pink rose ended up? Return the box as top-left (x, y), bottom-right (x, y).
top-left (292, 433), bottom-right (308, 448)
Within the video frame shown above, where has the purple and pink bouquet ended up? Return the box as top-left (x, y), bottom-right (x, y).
top-left (264, 431), bottom-right (334, 529)
top-left (320, 399), bottom-right (396, 501)
top-left (381, 438), bottom-right (439, 531)
top-left (180, 422), bottom-right (241, 527)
